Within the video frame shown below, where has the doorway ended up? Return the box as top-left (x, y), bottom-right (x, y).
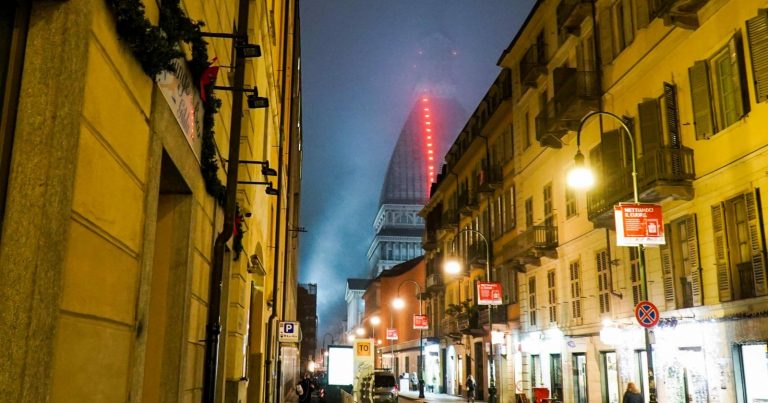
top-left (573, 353), bottom-right (588, 403)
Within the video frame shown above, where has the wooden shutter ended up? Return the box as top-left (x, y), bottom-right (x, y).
top-left (664, 83), bottom-right (681, 148)
top-left (728, 33), bottom-right (750, 118)
top-left (689, 60), bottom-right (715, 139)
top-left (601, 129), bottom-right (623, 190)
top-left (599, 7), bottom-right (614, 65)
top-left (747, 10), bottom-right (768, 103)
top-left (745, 190), bottom-right (767, 296)
top-left (712, 203), bottom-right (732, 302)
top-left (660, 224), bottom-right (676, 309)
top-left (635, 0), bottom-right (650, 29)
top-left (638, 98), bottom-right (662, 157)
top-left (685, 215), bottom-right (703, 306)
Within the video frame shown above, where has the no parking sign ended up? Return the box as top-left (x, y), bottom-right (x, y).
top-left (634, 301), bottom-right (660, 328)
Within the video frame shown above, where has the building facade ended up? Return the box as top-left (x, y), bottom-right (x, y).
top-left (423, 1), bottom-right (768, 403)
top-left (0, 1), bottom-right (301, 403)
top-left (297, 283), bottom-right (318, 376)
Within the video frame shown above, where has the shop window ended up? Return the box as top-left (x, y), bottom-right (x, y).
top-left (711, 189), bottom-right (768, 302)
top-left (688, 33), bottom-right (750, 139)
top-left (660, 215), bottom-right (702, 309)
top-left (531, 354), bottom-right (542, 387)
top-left (596, 250), bottom-right (611, 314)
top-left (600, 352), bottom-right (620, 403)
top-left (634, 350), bottom-right (650, 398)
top-left (569, 260), bottom-right (582, 321)
top-left (573, 353), bottom-right (588, 403)
top-left (550, 354), bottom-right (563, 400)
top-left (733, 342), bottom-right (768, 402)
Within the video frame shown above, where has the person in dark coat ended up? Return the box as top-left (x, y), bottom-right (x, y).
top-left (622, 382), bottom-right (643, 403)
top-left (297, 373), bottom-right (315, 402)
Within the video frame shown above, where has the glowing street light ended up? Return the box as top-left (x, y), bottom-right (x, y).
top-left (567, 110), bottom-right (657, 403)
top-left (393, 279), bottom-right (426, 398)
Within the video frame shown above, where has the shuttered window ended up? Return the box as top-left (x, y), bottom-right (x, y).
top-left (712, 189), bottom-right (768, 302)
top-left (529, 276), bottom-right (537, 327)
top-left (599, 7), bottom-right (614, 64)
top-left (638, 98), bottom-right (662, 157)
top-left (660, 215), bottom-right (702, 309)
top-left (635, 0), bottom-right (651, 29)
top-left (688, 33), bottom-right (750, 139)
top-left (569, 260), bottom-right (582, 320)
top-left (629, 247), bottom-right (642, 305)
top-left (596, 249), bottom-right (611, 314)
top-left (747, 10), bottom-right (768, 103)
top-left (547, 270), bottom-right (557, 324)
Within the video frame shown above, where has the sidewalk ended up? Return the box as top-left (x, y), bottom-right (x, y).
top-left (398, 390), bottom-right (486, 402)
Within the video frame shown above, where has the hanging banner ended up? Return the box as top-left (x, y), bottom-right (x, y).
top-left (386, 328), bottom-right (399, 340)
top-left (477, 281), bottom-right (503, 305)
top-left (614, 203), bottom-right (666, 246)
top-left (155, 58), bottom-right (204, 162)
top-left (413, 314), bottom-right (429, 330)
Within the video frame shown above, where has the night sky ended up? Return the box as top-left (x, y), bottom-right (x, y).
top-left (298, 0), bottom-right (536, 339)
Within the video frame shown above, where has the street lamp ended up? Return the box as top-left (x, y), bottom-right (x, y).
top-left (444, 228), bottom-right (497, 403)
top-left (370, 315), bottom-right (381, 341)
top-left (567, 110), bottom-right (657, 403)
top-left (393, 280), bottom-right (426, 398)
top-left (322, 333), bottom-right (335, 372)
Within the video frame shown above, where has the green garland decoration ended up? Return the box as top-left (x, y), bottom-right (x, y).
top-left (107, 0), bottom-right (244, 259)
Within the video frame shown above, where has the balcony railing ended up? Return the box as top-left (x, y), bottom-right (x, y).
top-left (423, 231), bottom-right (437, 251)
top-left (520, 44), bottom-right (547, 87)
top-left (536, 69), bottom-right (599, 148)
top-left (479, 163), bottom-right (503, 193)
top-left (426, 273), bottom-right (443, 292)
top-left (458, 191), bottom-right (479, 215)
top-left (557, 0), bottom-right (593, 36)
top-left (653, 0), bottom-right (711, 30)
top-left (441, 318), bottom-right (459, 338)
top-left (501, 224), bottom-right (558, 268)
top-left (440, 209), bottom-right (459, 230)
top-left (478, 306), bottom-right (508, 325)
top-left (587, 146), bottom-right (696, 226)
top-left (457, 312), bottom-right (484, 336)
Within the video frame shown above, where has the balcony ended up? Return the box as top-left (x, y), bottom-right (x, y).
top-left (426, 273), bottom-right (444, 292)
top-left (520, 44), bottom-right (547, 88)
top-left (478, 163), bottom-right (503, 194)
top-left (458, 191), bottom-right (479, 215)
top-left (586, 146), bottom-right (696, 227)
top-left (557, 0), bottom-right (593, 36)
top-left (440, 209), bottom-right (458, 230)
top-left (457, 311), bottom-right (484, 336)
top-left (654, 0), bottom-right (711, 30)
top-left (536, 68), bottom-right (600, 148)
top-left (478, 306), bottom-right (508, 326)
top-left (440, 318), bottom-right (460, 339)
top-left (467, 241), bottom-right (490, 267)
top-left (500, 224), bottom-right (558, 268)
top-left (423, 231), bottom-right (437, 251)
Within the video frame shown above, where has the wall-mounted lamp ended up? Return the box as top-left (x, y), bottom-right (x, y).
top-left (230, 159), bottom-right (277, 177)
top-left (238, 180), bottom-right (279, 196)
top-left (201, 32), bottom-right (262, 59)
top-left (212, 86), bottom-right (268, 109)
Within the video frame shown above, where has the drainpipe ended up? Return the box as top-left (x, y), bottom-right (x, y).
top-left (264, 1), bottom-right (293, 402)
top-left (202, 0), bottom-right (250, 400)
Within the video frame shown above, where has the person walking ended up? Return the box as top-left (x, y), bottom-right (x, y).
top-left (297, 373), bottom-right (315, 402)
top-left (622, 382), bottom-right (643, 403)
top-left (466, 374), bottom-right (476, 403)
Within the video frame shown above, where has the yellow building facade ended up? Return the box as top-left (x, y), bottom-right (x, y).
top-left (425, 0), bottom-right (768, 402)
top-left (0, 0), bottom-right (301, 402)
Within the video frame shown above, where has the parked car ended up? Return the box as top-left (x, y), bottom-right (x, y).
top-left (372, 371), bottom-right (399, 402)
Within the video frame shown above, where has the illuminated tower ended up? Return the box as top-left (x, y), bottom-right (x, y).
top-left (368, 33), bottom-right (466, 277)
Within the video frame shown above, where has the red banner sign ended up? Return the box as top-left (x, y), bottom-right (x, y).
top-left (413, 314), bottom-right (429, 330)
top-left (477, 282), bottom-right (503, 305)
top-left (386, 328), bottom-right (398, 340)
top-left (614, 203), bottom-right (665, 246)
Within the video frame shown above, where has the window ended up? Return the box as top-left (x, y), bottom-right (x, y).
top-left (734, 342), bottom-right (768, 402)
top-left (547, 270), bottom-right (557, 324)
top-left (566, 186), bottom-right (577, 218)
top-left (504, 124), bottom-right (515, 162)
top-left (599, 0), bottom-right (634, 65)
top-left (569, 260), bottom-right (582, 320)
top-left (528, 276), bottom-right (537, 327)
top-left (536, 88), bottom-right (547, 139)
top-left (531, 354), bottom-right (542, 387)
top-left (660, 215), bottom-right (702, 309)
top-left (688, 33), bottom-right (750, 139)
top-left (550, 354), bottom-right (563, 400)
top-left (525, 197), bottom-right (534, 228)
top-left (543, 182), bottom-right (553, 225)
top-left (505, 186), bottom-right (516, 231)
top-left (596, 250), bottom-right (611, 314)
top-left (712, 190), bottom-right (767, 301)
top-left (600, 352), bottom-right (620, 403)
top-left (523, 111), bottom-right (532, 150)
top-left (573, 353), bottom-right (588, 403)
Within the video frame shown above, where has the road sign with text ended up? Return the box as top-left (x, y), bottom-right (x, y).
top-left (615, 203), bottom-right (665, 246)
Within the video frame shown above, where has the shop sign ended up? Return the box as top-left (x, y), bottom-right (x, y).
top-left (386, 328), bottom-right (398, 340)
top-left (614, 203), bottom-right (665, 246)
top-left (477, 281), bottom-right (503, 305)
top-left (413, 314), bottom-right (429, 330)
top-left (156, 58), bottom-right (204, 163)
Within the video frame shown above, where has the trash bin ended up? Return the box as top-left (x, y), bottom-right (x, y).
top-left (532, 387), bottom-right (550, 403)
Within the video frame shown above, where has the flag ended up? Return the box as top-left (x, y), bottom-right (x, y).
top-left (199, 57), bottom-right (219, 101)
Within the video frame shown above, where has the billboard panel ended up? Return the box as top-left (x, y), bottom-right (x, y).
top-left (327, 346), bottom-right (354, 385)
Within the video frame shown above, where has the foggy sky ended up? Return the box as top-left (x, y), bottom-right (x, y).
top-left (298, 0), bottom-right (536, 340)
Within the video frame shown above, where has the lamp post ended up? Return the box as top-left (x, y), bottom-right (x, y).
top-left (444, 228), bottom-right (496, 403)
top-left (370, 315), bottom-right (381, 342)
top-left (322, 333), bottom-right (335, 372)
top-left (392, 280), bottom-right (426, 398)
top-left (568, 110), bottom-right (657, 403)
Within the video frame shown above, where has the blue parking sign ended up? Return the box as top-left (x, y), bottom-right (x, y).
top-left (279, 321), bottom-right (300, 342)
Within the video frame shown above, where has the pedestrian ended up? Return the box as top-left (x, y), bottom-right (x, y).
top-left (622, 382), bottom-right (643, 403)
top-left (297, 373), bottom-right (314, 402)
top-left (466, 374), bottom-right (476, 403)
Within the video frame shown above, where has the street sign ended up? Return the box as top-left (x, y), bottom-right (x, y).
top-left (278, 321), bottom-right (300, 342)
top-left (413, 314), bottom-right (429, 330)
top-left (634, 301), bottom-right (660, 328)
top-left (386, 328), bottom-right (399, 340)
top-left (614, 203), bottom-right (666, 246)
top-left (477, 281), bottom-right (503, 305)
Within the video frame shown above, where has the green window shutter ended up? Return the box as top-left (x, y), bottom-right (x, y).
top-left (728, 33), bottom-right (750, 121)
top-left (745, 189), bottom-right (767, 296)
top-left (638, 98), bottom-right (662, 157)
top-left (685, 215), bottom-right (703, 306)
top-left (747, 10), bottom-right (768, 103)
top-left (599, 7), bottom-right (614, 65)
top-left (635, 0), bottom-right (650, 29)
top-left (660, 224), bottom-right (676, 309)
top-left (689, 60), bottom-right (715, 139)
top-left (712, 203), bottom-right (732, 302)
